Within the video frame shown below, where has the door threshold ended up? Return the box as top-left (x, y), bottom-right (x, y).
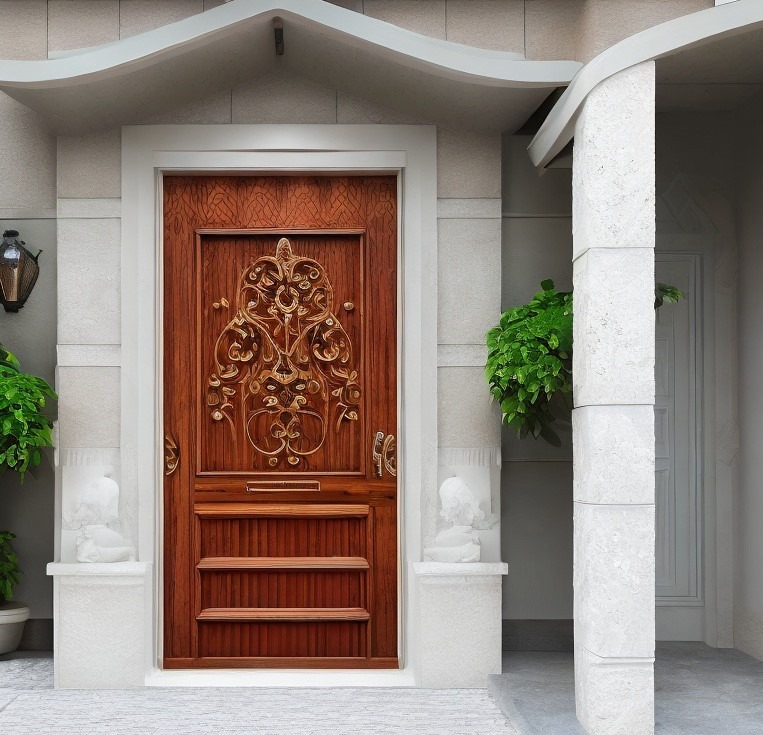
top-left (146, 667), bottom-right (417, 688)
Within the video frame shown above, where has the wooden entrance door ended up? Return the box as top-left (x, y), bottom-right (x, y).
top-left (163, 176), bottom-right (398, 668)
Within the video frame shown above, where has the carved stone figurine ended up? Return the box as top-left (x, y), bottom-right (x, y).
top-left (65, 474), bottom-right (135, 563)
top-left (424, 476), bottom-right (484, 563)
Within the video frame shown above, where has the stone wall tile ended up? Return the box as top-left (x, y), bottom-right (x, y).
top-left (364, 0), bottom-right (446, 38)
top-left (232, 71), bottom-right (336, 124)
top-left (445, 0), bottom-right (524, 53)
top-left (572, 248), bottom-right (655, 407)
top-left (415, 570), bottom-right (504, 687)
top-left (438, 129), bottom-right (501, 198)
top-left (573, 63), bottom-right (655, 260)
top-left (0, 94), bottom-right (56, 211)
top-left (526, 0), bottom-right (712, 62)
top-left (572, 405), bottom-right (654, 505)
top-left (119, 0), bottom-right (202, 38)
top-left (57, 129), bottom-right (121, 199)
top-left (0, 0), bottom-right (47, 60)
top-left (574, 503), bottom-right (655, 659)
top-left (141, 89), bottom-right (232, 124)
top-left (57, 218), bottom-right (120, 345)
top-left (437, 198), bottom-right (501, 219)
top-left (438, 366), bottom-right (500, 447)
top-left (57, 367), bottom-right (120, 448)
top-left (438, 217), bottom-right (501, 345)
top-left (575, 648), bottom-right (655, 735)
top-left (336, 92), bottom-right (426, 125)
top-left (326, 0), bottom-right (364, 10)
top-left (48, 0), bottom-right (119, 54)
top-left (54, 570), bottom-right (149, 687)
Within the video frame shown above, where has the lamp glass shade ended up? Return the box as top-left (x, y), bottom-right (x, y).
top-left (0, 231), bottom-right (40, 312)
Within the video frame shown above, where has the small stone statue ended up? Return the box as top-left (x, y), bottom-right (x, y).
top-left (424, 476), bottom-right (484, 563)
top-left (66, 475), bottom-right (135, 563)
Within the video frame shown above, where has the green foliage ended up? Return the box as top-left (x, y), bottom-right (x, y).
top-left (486, 280), bottom-right (573, 447)
top-left (0, 345), bottom-right (20, 371)
top-left (655, 282), bottom-right (685, 309)
top-left (486, 280), bottom-right (684, 447)
top-left (0, 532), bottom-right (20, 602)
top-left (0, 343), bottom-right (56, 481)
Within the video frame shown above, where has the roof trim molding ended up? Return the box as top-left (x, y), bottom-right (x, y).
top-left (528, 0), bottom-right (763, 168)
top-left (0, 0), bottom-right (581, 90)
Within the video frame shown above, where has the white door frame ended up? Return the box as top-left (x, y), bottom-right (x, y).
top-left (120, 125), bottom-right (437, 685)
top-left (655, 236), bottom-right (731, 647)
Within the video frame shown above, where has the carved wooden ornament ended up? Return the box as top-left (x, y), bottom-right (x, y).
top-left (207, 237), bottom-right (361, 469)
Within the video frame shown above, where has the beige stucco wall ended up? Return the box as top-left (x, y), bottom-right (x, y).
top-left (335, 0), bottom-right (713, 61)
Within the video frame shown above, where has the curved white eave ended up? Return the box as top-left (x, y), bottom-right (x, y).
top-left (528, 0), bottom-right (763, 168)
top-left (0, 0), bottom-right (581, 90)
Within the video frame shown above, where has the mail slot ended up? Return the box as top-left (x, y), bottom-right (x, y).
top-left (245, 480), bottom-right (321, 493)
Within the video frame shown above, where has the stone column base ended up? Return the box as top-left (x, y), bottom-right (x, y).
top-left (412, 561), bottom-right (507, 688)
top-left (576, 647), bottom-right (655, 735)
top-left (47, 561), bottom-right (151, 688)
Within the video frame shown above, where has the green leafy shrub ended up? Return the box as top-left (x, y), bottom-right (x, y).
top-left (0, 344), bottom-right (56, 481)
top-left (486, 280), bottom-right (684, 447)
top-left (486, 280), bottom-right (573, 447)
top-left (0, 532), bottom-right (20, 602)
top-left (655, 282), bottom-right (684, 309)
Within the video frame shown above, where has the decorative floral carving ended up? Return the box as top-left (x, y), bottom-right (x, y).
top-left (207, 237), bottom-right (360, 468)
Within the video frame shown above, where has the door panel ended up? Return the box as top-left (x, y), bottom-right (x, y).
top-left (163, 176), bottom-right (398, 668)
top-left (655, 251), bottom-right (704, 641)
top-left (198, 232), bottom-right (366, 475)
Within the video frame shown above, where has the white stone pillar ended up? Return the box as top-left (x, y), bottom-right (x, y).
top-left (571, 62), bottom-right (656, 735)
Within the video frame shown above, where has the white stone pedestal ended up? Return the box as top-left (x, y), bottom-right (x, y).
top-left (412, 562), bottom-right (507, 688)
top-left (47, 562), bottom-right (151, 689)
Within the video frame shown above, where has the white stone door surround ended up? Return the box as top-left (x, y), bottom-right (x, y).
top-left (46, 124), bottom-right (506, 689)
top-left (120, 125), bottom-right (438, 685)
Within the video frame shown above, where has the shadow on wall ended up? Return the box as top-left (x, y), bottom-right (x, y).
top-left (500, 135), bottom-right (574, 639)
top-left (0, 218), bottom-right (56, 649)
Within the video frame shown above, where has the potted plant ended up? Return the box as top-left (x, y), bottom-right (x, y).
top-left (485, 280), bottom-right (683, 446)
top-left (0, 342), bottom-right (56, 653)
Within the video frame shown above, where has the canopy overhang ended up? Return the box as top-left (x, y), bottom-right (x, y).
top-left (530, 0), bottom-right (763, 168)
top-left (0, 0), bottom-right (582, 135)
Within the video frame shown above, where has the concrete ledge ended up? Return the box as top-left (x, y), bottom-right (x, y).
top-left (47, 562), bottom-right (148, 577)
top-left (413, 562), bottom-right (508, 576)
top-left (147, 668), bottom-right (417, 688)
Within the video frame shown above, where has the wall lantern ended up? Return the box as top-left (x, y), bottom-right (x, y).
top-left (0, 230), bottom-right (41, 312)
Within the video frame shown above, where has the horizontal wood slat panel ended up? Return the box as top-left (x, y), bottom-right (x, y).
top-left (198, 556), bottom-right (369, 570)
top-left (199, 516), bottom-right (366, 559)
top-left (195, 503), bottom-right (370, 519)
top-left (200, 569), bottom-right (365, 609)
top-left (198, 607), bottom-right (371, 622)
